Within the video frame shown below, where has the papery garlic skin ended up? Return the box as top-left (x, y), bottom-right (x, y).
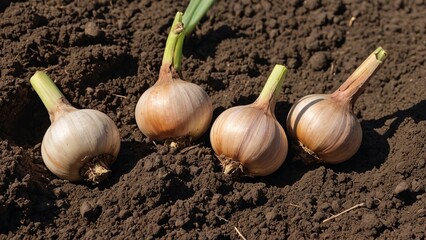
top-left (210, 64), bottom-right (288, 176)
top-left (286, 94), bottom-right (362, 164)
top-left (210, 105), bottom-right (288, 176)
top-left (42, 109), bottom-right (121, 181)
top-left (135, 79), bottom-right (212, 141)
top-left (286, 47), bottom-right (387, 164)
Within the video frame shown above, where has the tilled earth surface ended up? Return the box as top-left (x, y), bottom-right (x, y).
top-left (0, 0), bottom-right (425, 239)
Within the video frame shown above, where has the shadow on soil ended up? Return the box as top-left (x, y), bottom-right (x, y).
top-left (94, 140), bottom-right (155, 189)
top-left (0, 81), bottom-right (50, 146)
top-left (75, 55), bottom-right (138, 95)
top-left (185, 25), bottom-right (243, 60)
top-left (331, 100), bottom-right (426, 173)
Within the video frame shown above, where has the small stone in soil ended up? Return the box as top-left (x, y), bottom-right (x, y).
top-left (84, 22), bottom-right (101, 37)
top-left (304, 0), bottom-right (321, 10)
top-left (80, 201), bottom-right (101, 221)
top-left (361, 213), bottom-right (383, 229)
top-left (265, 210), bottom-right (278, 221)
top-left (336, 174), bottom-right (347, 183)
top-left (309, 52), bottom-right (329, 71)
top-left (174, 218), bottom-right (185, 227)
top-left (53, 187), bottom-right (65, 198)
top-left (331, 200), bottom-right (340, 212)
top-left (118, 209), bottom-right (131, 220)
top-left (319, 202), bottom-right (331, 210)
top-left (394, 181), bottom-right (410, 196)
top-left (365, 197), bottom-right (374, 209)
top-left (144, 158), bottom-right (155, 172)
top-left (312, 212), bottom-right (326, 222)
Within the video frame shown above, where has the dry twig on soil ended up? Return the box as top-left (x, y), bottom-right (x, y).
top-left (289, 203), bottom-right (300, 208)
top-left (322, 202), bottom-right (365, 223)
top-left (215, 213), bottom-right (247, 240)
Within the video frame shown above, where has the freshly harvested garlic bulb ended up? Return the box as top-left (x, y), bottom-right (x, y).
top-left (135, 66), bottom-right (212, 142)
top-left (135, 12), bottom-right (212, 144)
top-left (210, 65), bottom-right (288, 176)
top-left (287, 94), bottom-right (362, 163)
top-left (30, 71), bottom-right (120, 182)
top-left (287, 47), bottom-right (388, 164)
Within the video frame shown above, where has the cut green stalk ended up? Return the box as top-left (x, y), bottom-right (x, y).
top-left (162, 12), bottom-right (184, 66)
top-left (256, 64), bottom-right (288, 109)
top-left (173, 0), bottom-right (216, 72)
top-left (374, 47), bottom-right (387, 61)
top-left (30, 71), bottom-right (67, 113)
top-left (331, 47), bottom-right (388, 105)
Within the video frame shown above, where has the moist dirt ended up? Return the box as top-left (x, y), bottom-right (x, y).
top-left (1, 0), bottom-right (425, 239)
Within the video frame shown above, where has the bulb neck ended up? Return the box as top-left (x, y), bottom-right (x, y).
top-left (157, 63), bottom-right (181, 84)
top-left (253, 64), bottom-right (287, 114)
top-left (330, 47), bottom-right (387, 106)
top-left (30, 71), bottom-right (77, 122)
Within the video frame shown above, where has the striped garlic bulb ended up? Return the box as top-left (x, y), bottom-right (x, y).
top-left (287, 47), bottom-right (387, 164)
top-left (210, 65), bottom-right (288, 176)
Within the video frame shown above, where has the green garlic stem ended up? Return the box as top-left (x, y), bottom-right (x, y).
top-left (332, 47), bottom-right (388, 105)
top-left (30, 71), bottom-right (67, 113)
top-left (183, 0), bottom-right (215, 37)
top-left (182, 0), bottom-right (200, 32)
top-left (173, 0), bottom-right (215, 72)
top-left (257, 64), bottom-right (288, 106)
top-left (173, 34), bottom-right (185, 74)
top-left (162, 12), bottom-right (184, 65)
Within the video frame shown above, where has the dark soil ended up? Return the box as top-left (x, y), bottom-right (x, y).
top-left (1, 0), bottom-right (425, 239)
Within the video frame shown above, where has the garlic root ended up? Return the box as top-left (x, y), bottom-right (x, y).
top-left (218, 155), bottom-right (245, 176)
top-left (80, 154), bottom-right (114, 183)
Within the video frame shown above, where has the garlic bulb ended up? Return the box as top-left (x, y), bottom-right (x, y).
top-left (287, 94), bottom-right (362, 163)
top-left (135, 65), bottom-right (212, 142)
top-left (135, 12), bottom-right (212, 144)
top-left (286, 47), bottom-right (388, 164)
top-left (210, 65), bottom-right (288, 176)
top-left (30, 71), bottom-right (120, 182)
